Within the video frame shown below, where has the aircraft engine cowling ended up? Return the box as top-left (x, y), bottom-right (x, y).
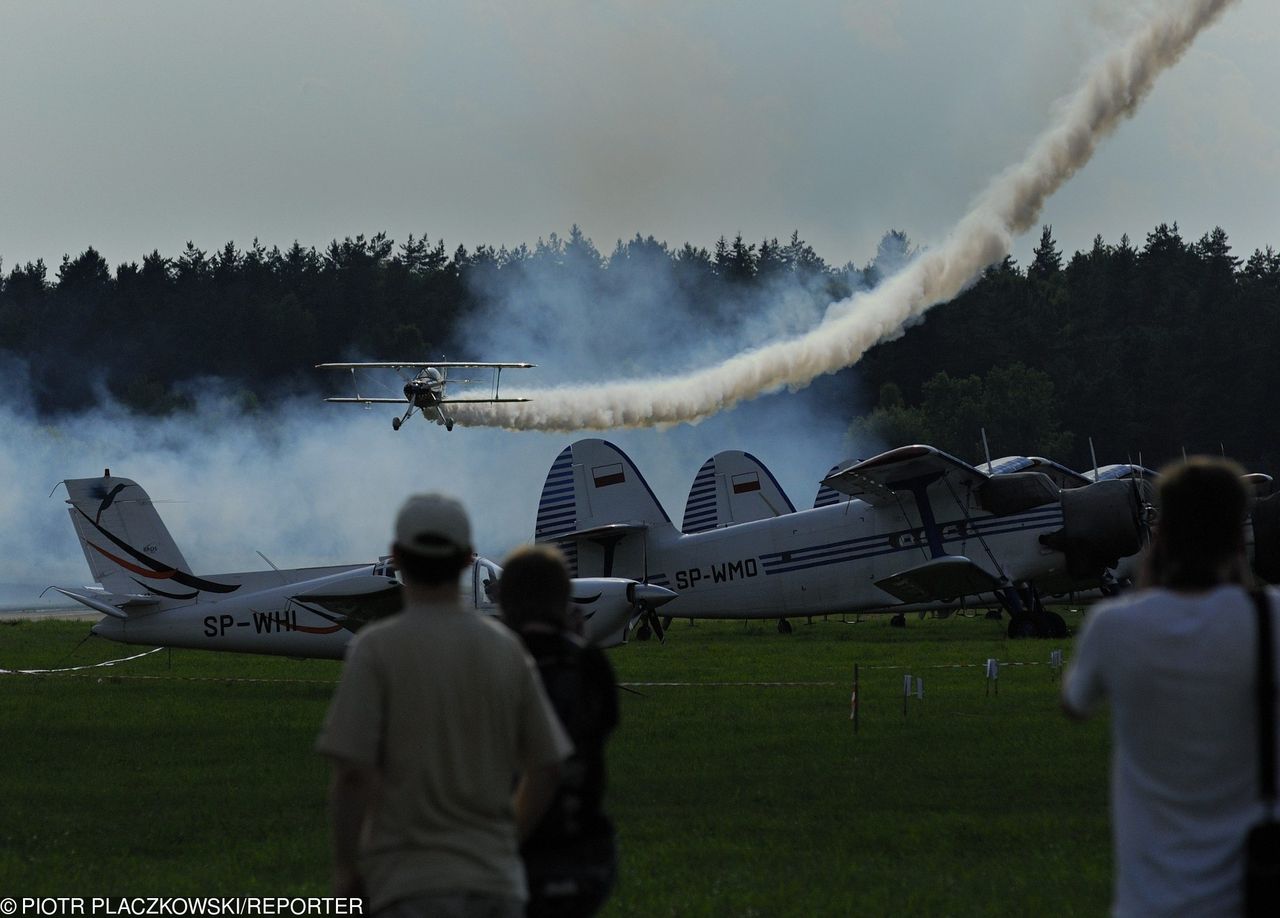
top-left (1251, 492), bottom-right (1280, 584)
top-left (570, 578), bottom-right (678, 648)
top-left (1040, 479), bottom-right (1151, 581)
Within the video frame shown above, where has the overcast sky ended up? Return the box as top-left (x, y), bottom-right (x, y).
top-left (1, 0), bottom-right (1275, 276)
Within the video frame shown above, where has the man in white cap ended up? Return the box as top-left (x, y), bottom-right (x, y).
top-left (317, 493), bottom-right (572, 916)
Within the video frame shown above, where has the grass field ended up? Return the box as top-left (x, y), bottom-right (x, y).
top-left (0, 613), bottom-right (1113, 915)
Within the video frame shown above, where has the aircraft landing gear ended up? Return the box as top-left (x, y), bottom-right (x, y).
top-left (392, 417), bottom-right (402, 431)
top-left (445, 417), bottom-right (455, 431)
top-left (1002, 585), bottom-right (1068, 638)
top-left (890, 613), bottom-right (906, 628)
top-left (777, 618), bottom-right (793, 634)
top-left (636, 622), bottom-right (652, 641)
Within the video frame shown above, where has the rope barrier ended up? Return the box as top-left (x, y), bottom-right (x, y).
top-left (0, 647), bottom-right (165, 675)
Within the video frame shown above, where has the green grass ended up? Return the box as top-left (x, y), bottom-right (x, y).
top-left (0, 614), bottom-right (1112, 914)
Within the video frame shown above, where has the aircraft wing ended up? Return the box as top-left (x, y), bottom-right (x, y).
top-left (555, 522), bottom-right (649, 543)
top-left (316, 362), bottom-right (535, 370)
top-left (874, 556), bottom-right (1001, 603)
top-left (821, 445), bottom-right (989, 506)
top-left (984, 455), bottom-right (1091, 489)
top-left (323, 397), bottom-right (406, 404)
top-left (438, 397), bottom-right (532, 404)
top-left (52, 587), bottom-right (160, 619)
top-left (1085, 464), bottom-right (1159, 482)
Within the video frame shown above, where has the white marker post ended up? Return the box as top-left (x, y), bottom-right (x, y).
top-left (916, 676), bottom-right (924, 700)
top-left (985, 658), bottom-right (1000, 696)
top-left (1050, 649), bottom-right (1063, 675)
top-left (903, 673), bottom-right (912, 718)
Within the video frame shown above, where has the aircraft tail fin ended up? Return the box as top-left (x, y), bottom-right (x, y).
top-left (682, 450), bottom-right (795, 533)
top-left (63, 473), bottom-right (239, 600)
top-left (535, 439), bottom-right (677, 578)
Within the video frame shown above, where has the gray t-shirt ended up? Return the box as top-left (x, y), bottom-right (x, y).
top-left (1063, 585), bottom-right (1280, 917)
top-left (316, 600), bottom-right (573, 911)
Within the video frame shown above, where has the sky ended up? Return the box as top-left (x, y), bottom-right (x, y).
top-left (1, 0), bottom-right (1276, 274)
top-left (2, 0), bottom-right (1277, 606)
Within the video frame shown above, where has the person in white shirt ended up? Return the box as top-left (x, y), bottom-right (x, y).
top-left (1063, 456), bottom-right (1279, 917)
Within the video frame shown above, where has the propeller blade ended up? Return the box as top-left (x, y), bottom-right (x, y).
top-left (648, 607), bottom-right (666, 644)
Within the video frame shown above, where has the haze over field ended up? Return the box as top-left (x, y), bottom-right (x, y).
top-left (0, 0), bottom-right (1268, 604)
top-left (456, 0), bottom-right (1241, 431)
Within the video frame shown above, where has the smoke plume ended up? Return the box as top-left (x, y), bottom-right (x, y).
top-left (455, 0), bottom-right (1237, 433)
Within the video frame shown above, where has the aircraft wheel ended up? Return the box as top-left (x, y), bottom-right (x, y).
top-left (984, 609), bottom-right (1003, 621)
top-left (890, 613), bottom-right (906, 628)
top-left (777, 618), bottom-right (793, 634)
top-left (1045, 611), bottom-right (1069, 638)
top-left (636, 623), bottom-right (652, 641)
top-left (392, 417), bottom-right (402, 431)
top-left (446, 418), bottom-right (455, 431)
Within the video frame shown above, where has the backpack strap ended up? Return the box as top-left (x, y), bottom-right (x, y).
top-left (1251, 589), bottom-right (1277, 810)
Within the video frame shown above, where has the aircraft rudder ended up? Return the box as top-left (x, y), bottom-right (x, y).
top-left (535, 439), bottom-right (677, 576)
top-left (683, 450), bottom-right (795, 532)
top-left (63, 472), bottom-right (202, 598)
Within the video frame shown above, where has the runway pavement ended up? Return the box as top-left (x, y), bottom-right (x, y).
top-left (0, 607), bottom-right (101, 622)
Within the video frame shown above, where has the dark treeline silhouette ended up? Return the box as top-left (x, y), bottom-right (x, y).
top-left (2, 223), bottom-right (1277, 473)
top-left (0, 226), bottom-right (856, 415)
top-left (857, 224), bottom-right (1280, 472)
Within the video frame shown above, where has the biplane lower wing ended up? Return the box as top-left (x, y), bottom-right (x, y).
top-left (324, 397), bottom-right (406, 404)
top-left (874, 555), bottom-right (1002, 603)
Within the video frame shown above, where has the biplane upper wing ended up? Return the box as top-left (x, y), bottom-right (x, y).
top-left (820, 445), bottom-right (989, 506)
top-left (1086, 463), bottom-right (1159, 482)
top-left (984, 455), bottom-right (1091, 489)
top-left (323, 397), bottom-right (406, 404)
top-left (316, 362), bottom-right (535, 370)
top-left (439, 397), bottom-right (532, 404)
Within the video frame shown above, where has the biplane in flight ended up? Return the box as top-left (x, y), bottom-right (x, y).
top-left (317, 361), bottom-right (534, 430)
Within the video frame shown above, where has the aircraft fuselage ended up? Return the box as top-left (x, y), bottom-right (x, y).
top-left (613, 499), bottom-right (1067, 619)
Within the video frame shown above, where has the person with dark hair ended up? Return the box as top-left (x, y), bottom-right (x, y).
top-left (317, 495), bottom-right (572, 917)
top-left (499, 545), bottom-right (619, 918)
top-left (1063, 457), bottom-right (1279, 916)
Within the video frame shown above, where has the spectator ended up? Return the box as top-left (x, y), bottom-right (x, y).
top-left (317, 494), bottom-right (572, 916)
top-left (1063, 457), bottom-right (1278, 916)
top-left (499, 545), bottom-right (620, 918)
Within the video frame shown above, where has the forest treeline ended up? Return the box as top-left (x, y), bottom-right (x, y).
top-left (1, 222), bottom-right (1278, 472)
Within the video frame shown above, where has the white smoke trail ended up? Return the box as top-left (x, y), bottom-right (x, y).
top-left (456, 0), bottom-right (1237, 433)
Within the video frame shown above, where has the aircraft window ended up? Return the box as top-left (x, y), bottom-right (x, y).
top-left (890, 529), bottom-right (932, 549)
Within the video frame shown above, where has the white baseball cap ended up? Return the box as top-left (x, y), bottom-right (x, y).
top-left (394, 493), bottom-right (473, 557)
